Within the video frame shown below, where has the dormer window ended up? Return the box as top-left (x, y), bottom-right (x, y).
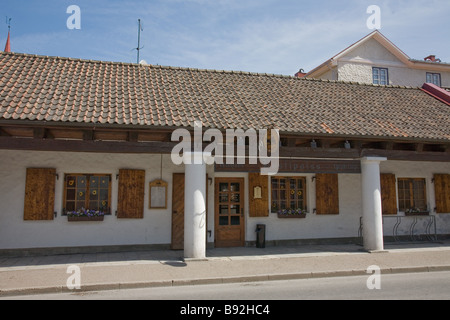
top-left (373, 67), bottom-right (389, 85)
top-left (426, 72), bottom-right (441, 87)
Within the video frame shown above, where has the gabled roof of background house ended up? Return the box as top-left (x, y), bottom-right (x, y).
top-left (0, 52), bottom-right (450, 142)
top-left (305, 30), bottom-right (450, 78)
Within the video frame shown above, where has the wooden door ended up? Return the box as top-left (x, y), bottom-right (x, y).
top-left (171, 173), bottom-right (185, 250)
top-left (215, 178), bottom-right (245, 247)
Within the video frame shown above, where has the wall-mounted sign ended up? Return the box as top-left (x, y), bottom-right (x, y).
top-left (215, 159), bottom-right (361, 174)
top-left (149, 179), bottom-right (168, 209)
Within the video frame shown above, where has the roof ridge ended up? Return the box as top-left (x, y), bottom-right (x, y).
top-left (0, 51), bottom-right (297, 80)
top-left (0, 51), bottom-right (138, 67)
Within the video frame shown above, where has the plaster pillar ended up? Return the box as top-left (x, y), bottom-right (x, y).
top-left (183, 152), bottom-right (211, 259)
top-left (360, 157), bottom-right (387, 252)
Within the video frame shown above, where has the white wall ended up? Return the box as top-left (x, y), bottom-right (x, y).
top-left (0, 150), bottom-right (186, 249)
top-left (337, 61), bottom-right (450, 87)
top-left (245, 173), bottom-right (362, 243)
top-left (0, 150), bottom-right (449, 250)
top-left (380, 161), bottom-right (450, 238)
top-left (333, 38), bottom-right (450, 87)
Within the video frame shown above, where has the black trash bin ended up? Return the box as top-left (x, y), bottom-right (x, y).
top-left (255, 224), bottom-right (266, 248)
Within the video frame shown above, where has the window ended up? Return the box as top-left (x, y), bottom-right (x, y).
top-left (426, 73), bottom-right (441, 87)
top-left (373, 67), bottom-right (389, 85)
top-left (64, 174), bottom-right (111, 214)
top-left (397, 178), bottom-right (427, 212)
top-left (271, 177), bottom-right (306, 212)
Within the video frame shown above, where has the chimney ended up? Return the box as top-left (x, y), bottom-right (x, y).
top-left (424, 55), bottom-right (441, 63)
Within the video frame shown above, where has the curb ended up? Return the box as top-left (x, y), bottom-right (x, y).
top-left (1, 265), bottom-right (450, 298)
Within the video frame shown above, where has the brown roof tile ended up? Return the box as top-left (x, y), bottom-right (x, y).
top-left (1, 52), bottom-right (450, 141)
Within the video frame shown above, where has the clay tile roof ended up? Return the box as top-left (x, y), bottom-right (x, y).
top-left (1, 52), bottom-right (450, 142)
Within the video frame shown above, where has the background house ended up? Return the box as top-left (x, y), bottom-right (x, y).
top-left (301, 31), bottom-right (450, 90)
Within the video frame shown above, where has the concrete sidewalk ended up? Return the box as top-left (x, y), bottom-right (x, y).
top-left (1, 241), bottom-right (450, 297)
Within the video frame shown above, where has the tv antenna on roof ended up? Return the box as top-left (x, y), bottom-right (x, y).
top-left (136, 19), bottom-right (144, 64)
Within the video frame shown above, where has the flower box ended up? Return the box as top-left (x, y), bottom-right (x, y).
top-left (405, 211), bottom-right (429, 216)
top-left (66, 208), bottom-right (105, 222)
top-left (277, 209), bottom-right (307, 219)
top-left (68, 216), bottom-right (104, 222)
top-left (277, 213), bottom-right (306, 219)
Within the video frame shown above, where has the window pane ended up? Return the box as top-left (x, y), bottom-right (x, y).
top-left (67, 176), bottom-right (76, 188)
top-left (90, 201), bottom-right (99, 211)
top-left (66, 201), bottom-right (75, 211)
top-left (90, 176), bottom-right (99, 188)
top-left (231, 193), bottom-right (240, 203)
top-left (77, 176), bottom-right (86, 188)
top-left (271, 179), bottom-right (278, 189)
top-left (219, 205), bottom-right (228, 214)
top-left (230, 183), bottom-right (240, 192)
top-left (219, 194), bottom-right (228, 203)
top-left (66, 188), bottom-right (75, 201)
top-left (77, 189), bottom-right (85, 200)
top-left (373, 68), bottom-right (379, 84)
top-left (100, 176), bottom-right (109, 188)
top-left (219, 216), bottom-right (228, 226)
top-left (433, 74), bottom-right (441, 86)
top-left (230, 216), bottom-right (240, 226)
top-left (100, 189), bottom-right (109, 201)
top-left (230, 205), bottom-right (239, 214)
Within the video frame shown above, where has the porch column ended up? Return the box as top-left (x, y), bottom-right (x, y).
top-left (183, 151), bottom-right (211, 259)
top-left (360, 157), bottom-right (387, 252)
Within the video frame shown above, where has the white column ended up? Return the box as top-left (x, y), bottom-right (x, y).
top-left (183, 152), bottom-right (211, 259)
top-left (361, 157), bottom-right (387, 252)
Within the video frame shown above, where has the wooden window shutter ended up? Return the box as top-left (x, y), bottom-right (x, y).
top-left (380, 174), bottom-right (398, 215)
top-left (315, 173), bottom-right (339, 215)
top-left (24, 168), bottom-right (56, 221)
top-left (248, 172), bottom-right (269, 217)
top-left (117, 169), bottom-right (145, 219)
top-left (434, 174), bottom-right (450, 213)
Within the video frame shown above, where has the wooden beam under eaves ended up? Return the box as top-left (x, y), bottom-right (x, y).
top-left (0, 127), bottom-right (11, 137)
top-left (83, 130), bottom-right (94, 141)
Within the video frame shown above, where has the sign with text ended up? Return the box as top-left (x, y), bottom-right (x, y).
top-left (215, 159), bottom-right (361, 174)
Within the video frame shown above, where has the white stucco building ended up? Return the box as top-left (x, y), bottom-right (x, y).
top-left (0, 52), bottom-right (449, 259)
top-left (303, 31), bottom-right (450, 90)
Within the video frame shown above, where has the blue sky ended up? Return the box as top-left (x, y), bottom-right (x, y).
top-left (0, 0), bottom-right (449, 75)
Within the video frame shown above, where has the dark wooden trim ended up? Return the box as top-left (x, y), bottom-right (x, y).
top-left (0, 127), bottom-right (11, 137)
top-left (0, 137), bottom-right (177, 154)
top-left (0, 137), bottom-right (449, 162)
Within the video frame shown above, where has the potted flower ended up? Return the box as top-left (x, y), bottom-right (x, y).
top-left (277, 208), bottom-right (307, 219)
top-left (67, 208), bottom-right (105, 221)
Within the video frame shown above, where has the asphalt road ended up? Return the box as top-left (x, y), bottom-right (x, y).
top-left (3, 271), bottom-right (450, 301)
